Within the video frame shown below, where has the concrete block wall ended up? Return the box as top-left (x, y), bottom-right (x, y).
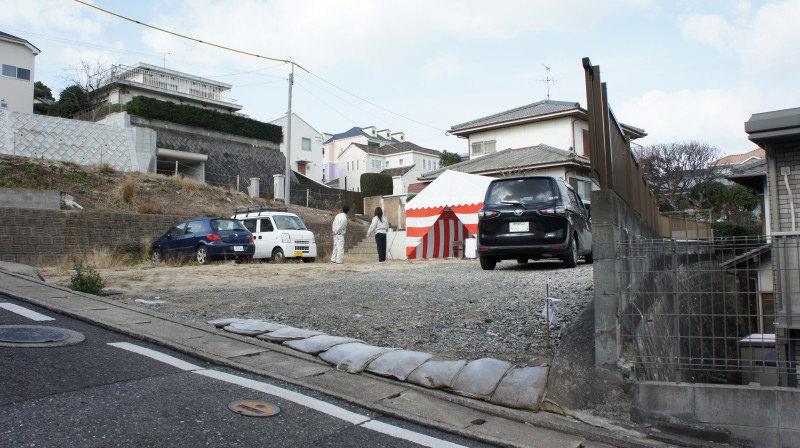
top-left (0, 110), bottom-right (155, 172)
top-left (306, 220), bottom-right (367, 260)
top-left (0, 188), bottom-right (60, 209)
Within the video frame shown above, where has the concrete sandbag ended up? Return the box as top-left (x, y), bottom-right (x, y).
top-left (318, 342), bottom-right (395, 373)
top-left (406, 360), bottom-right (467, 389)
top-left (257, 327), bottom-right (323, 342)
top-left (284, 335), bottom-right (362, 355)
top-left (207, 318), bottom-right (246, 328)
top-left (489, 366), bottom-right (549, 411)
top-left (366, 350), bottom-right (433, 381)
top-left (223, 320), bottom-right (286, 336)
top-left (449, 358), bottom-right (512, 399)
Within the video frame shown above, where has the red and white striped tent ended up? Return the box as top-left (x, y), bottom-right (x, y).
top-left (405, 170), bottom-right (495, 259)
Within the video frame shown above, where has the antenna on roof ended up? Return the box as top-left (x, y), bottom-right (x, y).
top-left (537, 64), bottom-right (557, 100)
top-left (158, 52), bottom-right (172, 68)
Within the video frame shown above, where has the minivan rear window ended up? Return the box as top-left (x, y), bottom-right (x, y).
top-left (211, 219), bottom-right (248, 231)
top-left (486, 178), bottom-right (557, 205)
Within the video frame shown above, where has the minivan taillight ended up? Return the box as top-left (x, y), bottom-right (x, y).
top-left (478, 209), bottom-right (500, 219)
top-left (539, 206), bottom-right (566, 216)
top-left (206, 233), bottom-right (222, 242)
top-left (249, 234), bottom-right (254, 242)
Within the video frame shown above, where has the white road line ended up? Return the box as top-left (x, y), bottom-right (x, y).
top-left (196, 369), bottom-right (371, 425)
top-left (361, 420), bottom-right (468, 448)
top-left (110, 342), bottom-right (468, 448)
top-left (107, 342), bottom-right (205, 371)
top-left (0, 303), bottom-right (55, 321)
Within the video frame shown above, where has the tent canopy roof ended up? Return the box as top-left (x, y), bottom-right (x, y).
top-left (406, 170), bottom-right (495, 211)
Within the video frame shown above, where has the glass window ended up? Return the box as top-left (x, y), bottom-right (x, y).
top-left (485, 178), bottom-right (557, 206)
top-left (259, 218), bottom-right (274, 232)
top-left (16, 68), bottom-right (30, 81)
top-left (184, 220), bottom-right (205, 235)
top-left (2, 64), bottom-right (15, 77)
top-left (273, 215), bottom-right (307, 230)
top-left (385, 161), bottom-right (389, 167)
top-left (302, 137), bottom-right (311, 151)
top-left (168, 223), bottom-right (187, 238)
top-left (211, 219), bottom-right (247, 231)
top-left (241, 219), bottom-right (257, 233)
top-left (399, 158), bottom-right (403, 165)
top-left (471, 140), bottom-right (497, 156)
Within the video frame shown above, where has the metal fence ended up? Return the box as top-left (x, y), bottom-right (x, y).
top-left (618, 235), bottom-right (800, 387)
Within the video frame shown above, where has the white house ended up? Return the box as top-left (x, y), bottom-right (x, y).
top-left (338, 141), bottom-right (440, 193)
top-left (322, 125), bottom-right (405, 183)
top-left (0, 31), bottom-right (40, 114)
top-left (269, 113), bottom-right (324, 182)
top-left (436, 99), bottom-right (646, 198)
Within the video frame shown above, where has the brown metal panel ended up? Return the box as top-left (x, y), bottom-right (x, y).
top-left (600, 82), bottom-right (614, 190)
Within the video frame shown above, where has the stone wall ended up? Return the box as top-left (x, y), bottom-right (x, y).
top-left (0, 110), bottom-right (155, 172)
top-left (306, 220), bottom-right (367, 261)
top-left (0, 188), bottom-right (60, 210)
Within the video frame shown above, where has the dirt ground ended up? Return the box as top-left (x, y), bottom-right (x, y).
top-left (42, 258), bottom-right (594, 365)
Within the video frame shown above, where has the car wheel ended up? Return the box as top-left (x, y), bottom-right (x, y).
top-left (516, 258), bottom-right (528, 264)
top-left (563, 236), bottom-right (578, 268)
top-left (584, 252), bottom-right (593, 264)
top-left (479, 256), bottom-right (497, 270)
top-left (302, 257), bottom-right (316, 263)
top-left (272, 248), bottom-right (286, 263)
top-left (195, 246), bottom-right (209, 265)
top-left (150, 249), bottom-right (161, 264)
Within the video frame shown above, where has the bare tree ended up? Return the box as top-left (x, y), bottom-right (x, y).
top-left (635, 141), bottom-right (721, 211)
top-left (59, 59), bottom-right (120, 120)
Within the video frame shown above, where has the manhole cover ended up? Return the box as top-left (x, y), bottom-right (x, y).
top-left (0, 325), bottom-right (85, 347)
top-left (228, 400), bottom-right (281, 417)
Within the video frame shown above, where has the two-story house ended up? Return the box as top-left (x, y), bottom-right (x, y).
top-left (322, 126), bottom-right (405, 183)
top-left (338, 141), bottom-right (440, 193)
top-left (0, 31), bottom-right (40, 114)
top-left (269, 113), bottom-right (324, 182)
top-left (421, 99), bottom-right (646, 199)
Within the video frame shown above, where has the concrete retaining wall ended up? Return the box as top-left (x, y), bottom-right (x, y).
top-left (0, 188), bottom-right (60, 210)
top-left (634, 381), bottom-right (800, 447)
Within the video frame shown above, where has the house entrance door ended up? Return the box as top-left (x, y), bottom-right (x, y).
top-left (297, 162), bottom-right (307, 176)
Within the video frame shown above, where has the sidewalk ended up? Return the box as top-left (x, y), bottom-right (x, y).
top-left (0, 268), bottom-right (668, 448)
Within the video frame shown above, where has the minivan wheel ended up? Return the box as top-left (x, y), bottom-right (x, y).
top-left (150, 250), bottom-right (161, 264)
top-left (272, 248), bottom-right (286, 263)
top-left (479, 256), bottom-right (497, 270)
top-left (563, 236), bottom-right (578, 268)
top-left (195, 246), bottom-right (209, 265)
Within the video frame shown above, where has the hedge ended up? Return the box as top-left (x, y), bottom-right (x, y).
top-left (125, 96), bottom-right (282, 143)
top-left (712, 221), bottom-right (761, 237)
top-left (360, 173), bottom-right (393, 197)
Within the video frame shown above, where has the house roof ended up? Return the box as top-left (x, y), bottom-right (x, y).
top-left (449, 98), bottom-right (646, 139)
top-left (345, 141), bottom-right (440, 157)
top-left (727, 157), bottom-right (767, 179)
top-left (712, 148), bottom-right (765, 166)
top-left (323, 126), bottom-right (398, 144)
top-left (746, 106), bottom-right (800, 144)
top-left (418, 144), bottom-right (585, 180)
top-left (381, 165), bottom-right (415, 177)
top-left (0, 30), bottom-right (41, 54)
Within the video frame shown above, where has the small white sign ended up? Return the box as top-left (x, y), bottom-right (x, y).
top-left (541, 297), bottom-right (561, 325)
top-left (509, 222), bottom-right (529, 232)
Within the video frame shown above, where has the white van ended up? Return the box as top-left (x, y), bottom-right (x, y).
top-left (232, 208), bottom-right (317, 262)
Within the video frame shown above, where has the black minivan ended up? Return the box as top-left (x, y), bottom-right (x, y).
top-left (477, 176), bottom-right (592, 270)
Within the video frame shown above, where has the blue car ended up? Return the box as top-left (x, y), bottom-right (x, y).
top-left (150, 218), bottom-right (255, 264)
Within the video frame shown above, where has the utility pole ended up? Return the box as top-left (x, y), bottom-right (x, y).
top-left (285, 63), bottom-right (294, 206)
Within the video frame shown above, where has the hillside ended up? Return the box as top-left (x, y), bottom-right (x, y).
top-left (0, 154), bottom-right (337, 225)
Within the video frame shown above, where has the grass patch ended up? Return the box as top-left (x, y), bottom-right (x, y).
top-left (138, 202), bottom-right (160, 214)
top-left (120, 179), bottom-right (137, 203)
top-left (68, 264), bottom-right (105, 295)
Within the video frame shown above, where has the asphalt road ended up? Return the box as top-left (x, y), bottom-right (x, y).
top-left (0, 295), bottom-right (491, 448)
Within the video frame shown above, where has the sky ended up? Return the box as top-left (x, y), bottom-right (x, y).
top-left (3, 0), bottom-right (800, 156)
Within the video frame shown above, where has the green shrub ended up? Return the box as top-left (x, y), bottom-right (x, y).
top-left (360, 173), bottom-right (393, 197)
top-left (712, 221), bottom-right (762, 237)
top-left (125, 96), bottom-right (283, 143)
top-left (68, 264), bottom-right (105, 295)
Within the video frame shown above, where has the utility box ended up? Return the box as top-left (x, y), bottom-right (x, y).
top-left (247, 177), bottom-right (260, 198)
top-left (273, 174), bottom-right (285, 201)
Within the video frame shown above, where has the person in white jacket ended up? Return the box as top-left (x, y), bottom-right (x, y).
top-left (366, 207), bottom-right (390, 262)
top-left (330, 204), bottom-right (349, 264)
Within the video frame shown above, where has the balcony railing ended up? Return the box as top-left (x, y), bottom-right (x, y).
top-left (100, 65), bottom-right (237, 104)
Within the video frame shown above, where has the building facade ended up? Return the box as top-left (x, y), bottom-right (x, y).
top-left (338, 141), bottom-right (440, 193)
top-left (0, 31), bottom-right (40, 114)
top-left (269, 113), bottom-right (324, 182)
top-left (322, 126), bottom-right (405, 183)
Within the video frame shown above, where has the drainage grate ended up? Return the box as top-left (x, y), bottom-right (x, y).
top-left (0, 325), bottom-right (85, 347)
top-left (228, 400), bottom-right (281, 417)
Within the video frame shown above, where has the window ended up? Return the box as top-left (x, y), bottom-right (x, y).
top-left (372, 159), bottom-right (381, 169)
top-left (433, 161), bottom-right (437, 169)
top-left (2, 65), bottom-right (15, 77)
top-left (16, 68), bottom-right (30, 81)
top-left (210, 219), bottom-right (247, 231)
top-left (399, 158), bottom-right (404, 165)
top-left (423, 160), bottom-right (428, 169)
top-left (168, 223), bottom-right (187, 238)
top-left (241, 219), bottom-right (257, 233)
top-left (184, 220), bottom-right (205, 235)
top-left (259, 218), bottom-right (274, 232)
top-left (385, 161), bottom-right (389, 167)
top-left (356, 160), bottom-right (359, 170)
top-left (273, 215), bottom-right (307, 230)
top-left (2, 64), bottom-right (31, 81)
top-left (369, 141), bottom-right (380, 148)
top-left (470, 140), bottom-right (497, 156)
top-left (302, 137), bottom-right (311, 151)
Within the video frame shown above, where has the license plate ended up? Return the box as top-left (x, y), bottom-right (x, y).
top-left (294, 250), bottom-right (303, 257)
top-left (233, 246), bottom-right (244, 252)
top-left (509, 222), bottom-right (529, 232)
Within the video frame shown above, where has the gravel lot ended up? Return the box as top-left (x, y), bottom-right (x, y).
top-left (44, 259), bottom-right (593, 365)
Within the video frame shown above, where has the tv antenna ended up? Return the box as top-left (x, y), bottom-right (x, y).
top-left (159, 52), bottom-right (172, 68)
top-left (538, 64), bottom-right (557, 100)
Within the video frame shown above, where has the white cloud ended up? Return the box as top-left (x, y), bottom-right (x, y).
top-left (680, 14), bottom-right (732, 48)
top-left (421, 54), bottom-right (464, 82)
top-left (618, 88), bottom-right (755, 153)
top-left (3, 0), bottom-right (107, 38)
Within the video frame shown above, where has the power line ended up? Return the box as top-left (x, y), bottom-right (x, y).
top-left (73, 0), bottom-right (308, 72)
top-left (293, 79), bottom-right (356, 124)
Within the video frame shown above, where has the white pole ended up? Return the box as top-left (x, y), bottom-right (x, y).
top-left (285, 64), bottom-right (294, 206)
top-left (306, 189), bottom-right (309, 207)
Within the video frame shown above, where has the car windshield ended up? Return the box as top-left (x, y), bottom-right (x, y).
top-left (486, 178), bottom-right (557, 206)
top-left (273, 215), bottom-right (307, 230)
top-left (210, 219), bottom-right (248, 231)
